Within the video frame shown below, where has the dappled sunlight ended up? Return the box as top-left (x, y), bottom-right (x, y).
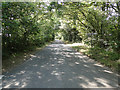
top-left (65, 43), bottom-right (85, 47)
top-left (3, 76), bottom-right (28, 88)
top-left (51, 71), bottom-right (64, 76)
top-left (51, 64), bottom-right (55, 67)
top-left (75, 62), bottom-right (79, 65)
top-left (29, 58), bottom-right (33, 61)
top-left (21, 82), bottom-right (27, 88)
top-left (3, 40), bottom-right (118, 88)
top-left (51, 70), bottom-right (64, 81)
top-left (38, 76), bottom-right (42, 79)
top-left (17, 71), bottom-right (26, 75)
top-left (30, 54), bottom-right (37, 58)
top-left (94, 63), bottom-right (104, 68)
top-left (33, 64), bottom-right (38, 67)
top-left (94, 78), bottom-right (112, 87)
top-left (4, 83), bottom-right (11, 88)
top-left (36, 72), bottom-right (41, 75)
top-left (14, 82), bottom-right (20, 86)
top-left (103, 70), bottom-right (113, 74)
top-left (74, 52), bottom-right (81, 55)
top-left (80, 82), bottom-right (98, 88)
top-left (57, 60), bottom-right (64, 64)
top-left (83, 64), bottom-right (89, 68)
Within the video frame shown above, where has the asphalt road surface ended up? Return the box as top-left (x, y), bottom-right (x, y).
top-left (2, 40), bottom-right (119, 88)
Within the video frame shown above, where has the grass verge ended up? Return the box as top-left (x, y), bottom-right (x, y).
top-left (72, 45), bottom-right (120, 74)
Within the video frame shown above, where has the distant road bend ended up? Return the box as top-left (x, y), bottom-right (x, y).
top-left (2, 40), bottom-right (119, 88)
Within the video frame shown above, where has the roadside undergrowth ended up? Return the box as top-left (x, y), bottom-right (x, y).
top-left (2, 41), bottom-right (53, 73)
top-left (72, 45), bottom-right (120, 74)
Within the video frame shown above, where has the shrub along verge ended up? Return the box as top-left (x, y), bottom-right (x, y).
top-left (72, 45), bottom-right (120, 74)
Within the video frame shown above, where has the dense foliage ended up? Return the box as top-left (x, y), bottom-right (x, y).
top-left (54, 2), bottom-right (120, 52)
top-left (2, 2), bottom-right (55, 59)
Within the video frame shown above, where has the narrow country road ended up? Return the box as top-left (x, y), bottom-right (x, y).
top-left (2, 40), bottom-right (119, 88)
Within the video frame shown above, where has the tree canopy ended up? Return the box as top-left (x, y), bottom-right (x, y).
top-left (2, 1), bottom-right (120, 60)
